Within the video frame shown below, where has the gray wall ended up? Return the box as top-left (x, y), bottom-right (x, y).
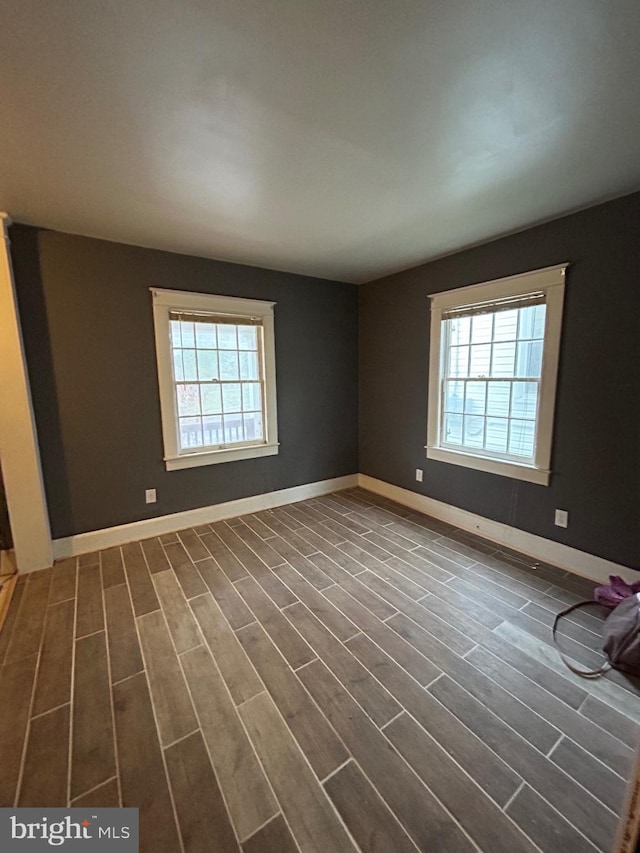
top-left (10, 226), bottom-right (359, 539)
top-left (359, 192), bottom-right (640, 569)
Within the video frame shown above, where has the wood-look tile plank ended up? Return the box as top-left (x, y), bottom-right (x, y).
top-left (152, 569), bottom-right (201, 653)
top-left (324, 585), bottom-right (440, 685)
top-left (5, 568), bottom-right (52, 662)
top-left (467, 645), bottom-right (634, 777)
top-left (200, 530), bottom-right (248, 582)
top-left (32, 599), bottom-right (74, 716)
top-left (550, 736), bottom-right (627, 813)
top-left (162, 541), bottom-right (206, 600)
top-left (49, 558), bottom-right (77, 603)
top-left (309, 553), bottom-right (397, 620)
top-left (522, 601), bottom-right (602, 651)
top-left (243, 514), bottom-right (278, 540)
top-left (242, 815), bottom-right (298, 853)
top-left (165, 731), bottom-right (239, 853)
top-left (19, 704), bottom-right (69, 806)
top-left (192, 523), bottom-right (212, 535)
top-left (181, 645), bottom-right (278, 840)
top-left (122, 541), bottom-right (160, 616)
top-left (137, 610), bottom-right (197, 746)
top-left (71, 631), bottom-right (116, 799)
top-left (215, 523), bottom-right (295, 607)
top-left (239, 691), bottom-right (356, 853)
top-left (274, 563), bottom-right (358, 642)
top-left (75, 564), bottom-right (104, 638)
top-left (273, 543), bottom-right (334, 590)
top-left (234, 522), bottom-right (286, 568)
top-left (237, 621), bottom-right (347, 779)
top-left (298, 659), bottom-right (475, 852)
top-left (324, 760), bottom-right (418, 853)
top-left (78, 550), bottom-right (101, 567)
top-left (235, 576), bottom-right (314, 670)
top-left (493, 622), bottom-right (640, 722)
top-left (140, 537), bottom-right (170, 573)
top-left (0, 654), bottom-right (38, 806)
top-left (506, 784), bottom-right (599, 853)
top-left (113, 672), bottom-right (181, 853)
top-left (386, 712), bottom-right (537, 852)
top-left (256, 511), bottom-right (318, 556)
top-left (387, 597), bottom-right (479, 656)
top-left (345, 632), bottom-right (521, 807)
top-left (195, 557), bottom-right (255, 629)
top-left (448, 575), bottom-right (526, 616)
top-left (285, 602), bottom-right (400, 727)
top-left (72, 777), bottom-right (120, 807)
top-left (506, 609), bottom-right (606, 671)
top-left (0, 576), bottom-right (26, 664)
top-left (429, 675), bottom-right (618, 851)
top-left (101, 546), bottom-right (125, 588)
top-left (158, 532), bottom-right (178, 545)
top-left (338, 542), bottom-right (426, 598)
top-left (178, 528), bottom-right (211, 563)
top-left (190, 593), bottom-right (263, 705)
top-left (105, 582), bottom-right (144, 683)
top-left (580, 696), bottom-right (639, 749)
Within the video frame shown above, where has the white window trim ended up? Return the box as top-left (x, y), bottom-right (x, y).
top-left (151, 288), bottom-right (279, 470)
top-left (426, 263), bottom-right (568, 486)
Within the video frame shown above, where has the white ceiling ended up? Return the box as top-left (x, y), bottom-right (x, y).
top-left (1, 1), bottom-right (640, 283)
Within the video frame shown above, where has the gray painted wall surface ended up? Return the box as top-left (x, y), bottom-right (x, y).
top-left (11, 227), bottom-right (358, 539)
top-left (359, 192), bottom-right (640, 569)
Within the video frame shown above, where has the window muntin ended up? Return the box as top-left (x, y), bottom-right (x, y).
top-left (169, 311), bottom-right (266, 452)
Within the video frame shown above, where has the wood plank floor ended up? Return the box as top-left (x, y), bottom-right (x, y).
top-left (0, 487), bottom-right (637, 852)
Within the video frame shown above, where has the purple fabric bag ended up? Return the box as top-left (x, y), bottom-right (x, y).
top-left (594, 575), bottom-right (640, 609)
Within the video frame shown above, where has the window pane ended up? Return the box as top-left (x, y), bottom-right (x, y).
top-left (202, 415), bottom-right (223, 446)
top-left (493, 310), bottom-right (518, 341)
top-left (511, 382), bottom-right (538, 420)
top-left (195, 322), bottom-right (216, 348)
top-left (448, 346), bottom-right (469, 377)
top-left (182, 349), bottom-right (198, 381)
top-left (471, 314), bottom-right (492, 343)
top-left (469, 344), bottom-right (491, 376)
top-left (217, 324), bottom-right (237, 349)
top-left (197, 350), bottom-right (218, 381)
top-left (486, 382), bottom-right (510, 417)
top-left (200, 384), bottom-right (222, 415)
top-left (516, 341), bottom-right (543, 377)
top-left (179, 417), bottom-right (203, 449)
top-left (242, 382), bottom-right (262, 412)
top-left (485, 417), bottom-right (508, 452)
top-left (491, 341), bottom-right (516, 377)
top-left (508, 420), bottom-right (535, 458)
top-left (170, 320), bottom-right (182, 347)
top-left (222, 383), bottom-right (242, 413)
top-left (239, 350), bottom-right (259, 380)
top-left (223, 414), bottom-right (244, 443)
top-left (172, 350), bottom-right (184, 381)
top-left (463, 414), bottom-right (484, 448)
top-left (465, 380), bottom-right (487, 416)
top-left (238, 325), bottom-right (258, 350)
top-left (519, 304), bottom-right (546, 339)
top-left (449, 316), bottom-right (470, 346)
top-left (177, 384), bottom-right (201, 417)
top-left (180, 322), bottom-right (195, 347)
top-left (219, 351), bottom-right (239, 380)
top-left (243, 412), bottom-right (264, 441)
top-left (443, 413), bottom-right (462, 445)
top-left (444, 380), bottom-right (464, 413)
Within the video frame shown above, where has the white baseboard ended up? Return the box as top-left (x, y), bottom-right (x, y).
top-left (50, 474), bottom-right (358, 564)
top-left (358, 474), bottom-right (635, 586)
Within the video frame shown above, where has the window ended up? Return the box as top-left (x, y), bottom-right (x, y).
top-left (151, 288), bottom-right (278, 470)
top-left (426, 264), bottom-right (567, 485)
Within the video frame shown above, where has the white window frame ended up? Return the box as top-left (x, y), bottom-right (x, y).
top-left (426, 263), bottom-right (568, 486)
top-left (151, 288), bottom-right (279, 471)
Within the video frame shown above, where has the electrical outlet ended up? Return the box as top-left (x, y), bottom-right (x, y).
top-left (415, 468), bottom-right (423, 483)
top-left (554, 509), bottom-right (568, 528)
top-left (145, 489), bottom-right (157, 504)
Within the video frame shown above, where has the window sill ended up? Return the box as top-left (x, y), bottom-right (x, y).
top-left (425, 446), bottom-right (550, 486)
top-left (166, 442), bottom-right (279, 471)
